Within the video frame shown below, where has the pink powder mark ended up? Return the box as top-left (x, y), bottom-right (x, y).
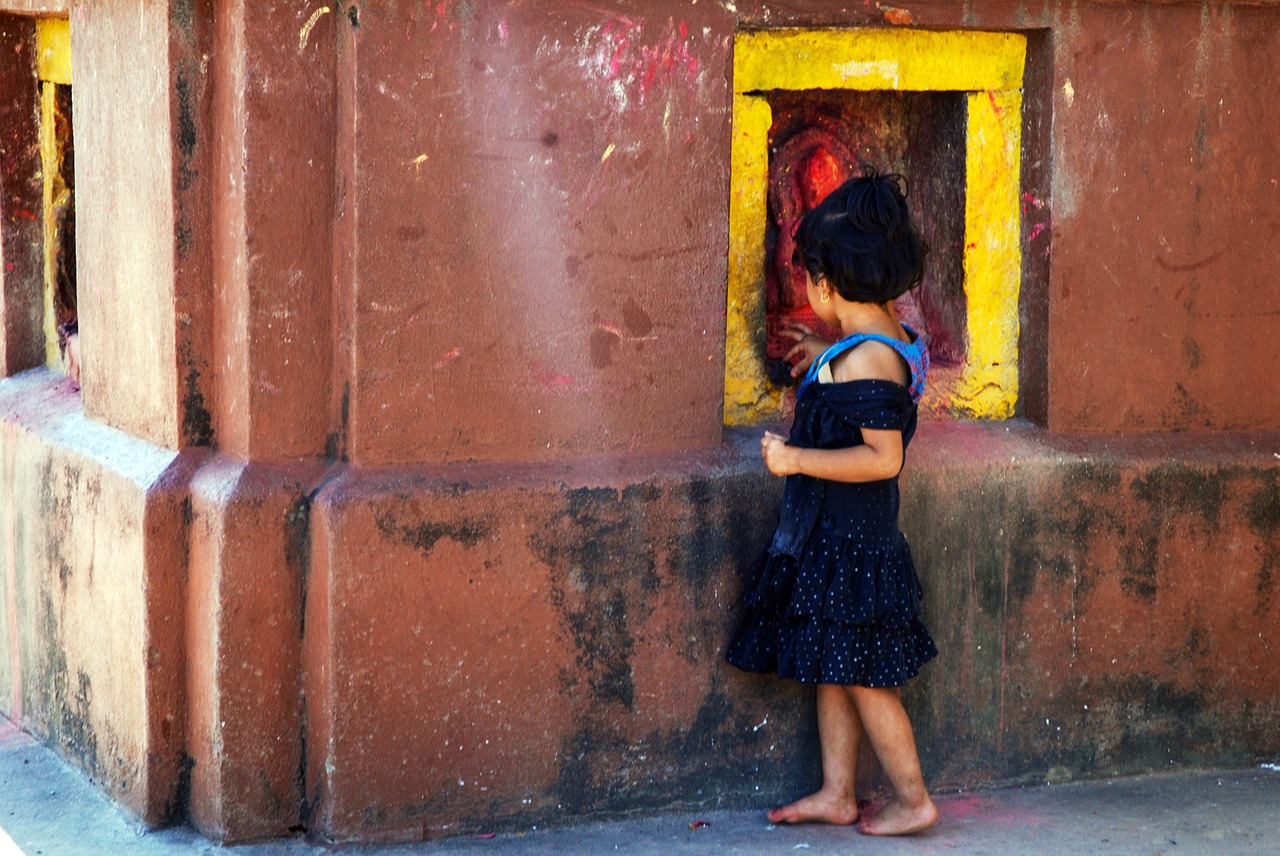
top-left (595, 18), bottom-right (700, 106)
top-left (0, 717), bottom-right (31, 748)
top-left (939, 795), bottom-right (1044, 828)
top-left (429, 2), bottom-right (445, 32)
top-left (1028, 222), bottom-right (1048, 241)
top-left (433, 346), bottom-right (462, 370)
top-left (602, 21), bottom-right (637, 80)
top-left (530, 363), bottom-right (573, 389)
top-left (498, 18), bottom-right (508, 45)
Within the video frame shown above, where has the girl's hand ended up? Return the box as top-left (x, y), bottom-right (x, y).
top-left (780, 322), bottom-right (832, 377)
top-left (761, 430), bottom-right (801, 476)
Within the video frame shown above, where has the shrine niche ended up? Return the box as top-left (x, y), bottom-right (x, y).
top-left (761, 90), bottom-right (967, 407)
top-left (725, 29), bottom-right (1026, 426)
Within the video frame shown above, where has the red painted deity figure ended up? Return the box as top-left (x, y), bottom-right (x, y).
top-left (765, 114), bottom-right (931, 387)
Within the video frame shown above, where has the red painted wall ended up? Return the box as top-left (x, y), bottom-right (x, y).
top-left (0, 0), bottom-right (1276, 846)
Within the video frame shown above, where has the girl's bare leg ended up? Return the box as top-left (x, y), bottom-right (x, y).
top-left (768, 684), bottom-right (863, 825)
top-left (849, 685), bottom-right (937, 835)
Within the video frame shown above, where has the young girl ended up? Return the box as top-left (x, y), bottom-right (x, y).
top-left (726, 168), bottom-right (938, 836)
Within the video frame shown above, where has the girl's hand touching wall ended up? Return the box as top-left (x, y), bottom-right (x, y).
top-left (780, 321), bottom-right (832, 378)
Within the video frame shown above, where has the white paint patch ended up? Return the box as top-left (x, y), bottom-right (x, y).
top-left (1261, 763), bottom-right (1280, 772)
top-left (834, 59), bottom-right (899, 87)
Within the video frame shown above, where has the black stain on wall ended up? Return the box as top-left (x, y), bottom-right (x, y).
top-left (588, 329), bottom-right (617, 368)
top-left (669, 475), bottom-right (775, 591)
top-left (1245, 478), bottom-right (1280, 610)
top-left (174, 72), bottom-right (198, 181)
top-left (533, 486), bottom-right (661, 711)
top-left (1118, 533), bottom-right (1159, 602)
top-left (165, 753), bottom-right (196, 825)
top-left (373, 511), bottom-right (490, 559)
top-left (325, 384), bottom-right (350, 463)
top-left (35, 594), bottom-right (100, 778)
top-left (1132, 463), bottom-right (1228, 527)
top-left (181, 365), bottom-right (214, 447)
top-left (620, 298), bottom-right (653, 337)
top-left (285, 494), bottom-right (312, 640)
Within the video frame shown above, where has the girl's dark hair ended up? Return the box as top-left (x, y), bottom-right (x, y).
top-left (792, 167), bottom-right (927, 304)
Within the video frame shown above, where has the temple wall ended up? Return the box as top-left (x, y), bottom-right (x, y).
top-left (0, 370), bottom-right (195, 822)
top-left (0, 0), bottom-right (1276, 845)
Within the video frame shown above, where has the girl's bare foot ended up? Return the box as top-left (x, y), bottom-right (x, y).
top-left (856, 796), bottom-right (938, 836)
top-left (767, 789), bottom-right (860, 825)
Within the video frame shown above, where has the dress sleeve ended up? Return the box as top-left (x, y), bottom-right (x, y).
top-left (815, 380), bottom-right (915, 431)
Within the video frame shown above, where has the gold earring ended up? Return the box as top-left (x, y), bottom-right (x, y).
top-left (820, 290), bottom-right (830, 304)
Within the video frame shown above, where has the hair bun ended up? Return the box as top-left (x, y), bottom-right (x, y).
top-left (845, 167), bottom-right (911, 238)
top-left (792, 165), bottom-right (927, 305)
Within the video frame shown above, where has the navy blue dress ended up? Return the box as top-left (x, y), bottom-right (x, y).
top-left (726, 329), bottom-right (937, 688)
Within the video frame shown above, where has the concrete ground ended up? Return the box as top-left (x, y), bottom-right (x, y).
top-left (3, 718), bottom-right (1278, 855)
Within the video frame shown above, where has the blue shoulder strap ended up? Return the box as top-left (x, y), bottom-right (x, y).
top-left (799, 325), bottom-right (929, 402)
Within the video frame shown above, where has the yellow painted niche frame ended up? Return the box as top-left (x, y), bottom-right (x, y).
top-left (37, 17), bottom-right (72, 368)
top-left (725, 28), bottom-right (1026, 424)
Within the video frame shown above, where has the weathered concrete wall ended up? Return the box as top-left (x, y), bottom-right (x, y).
top-left (209, 0), bottom-right (336, 460)
top-left (0, 0), bottom-right (1278, 847)
top-left (72, 0), bottom-right (183, 447)
top-left (292, 423), bottom-right (1279, 841)
top-left (338, 1), bottom-right (732, 464)
top-left (302, 448), bottom-right (782, 841)
top-left (3, 374), bottom-right (1276, 843)
top-left (0, 369), bottom-right (198, 823)
top-left (1032, 2), bottom-right (1280, 432)
top-left (186, 457), bottom-right (324, 841)
top-left (904, 424), bottom-right (1280, 786)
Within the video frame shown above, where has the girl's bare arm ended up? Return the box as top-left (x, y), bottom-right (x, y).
top-left (761, 429), bottom-right (903, 482)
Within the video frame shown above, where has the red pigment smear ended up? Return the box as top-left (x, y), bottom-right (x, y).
top-left (689, 820), bottom-right (710, 830)
top-left (1028, 222), bottom-right (1047, 241)
top-left (600, 19), bottom-right (699, 106)
top-left (530, 363), bottom-right (573, 389)
top-left (802, 146), bottom-right (844, 209)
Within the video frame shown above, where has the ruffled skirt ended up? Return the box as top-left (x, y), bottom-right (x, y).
top-left (726, 522), bottom-right (937, 688)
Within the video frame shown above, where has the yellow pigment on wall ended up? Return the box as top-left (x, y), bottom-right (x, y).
top-left (36, 18), bottom-right (71, 85)
top-left (958, 89), bottom-right (1023, 418)
top-left (734, 29), bottom-right (1025, 94)
top-left (724, 95), bottom-right (775, 424)
top-left (725, 28), bottom-right (1026, 424)
top-left (37, 18), bottom-right (72, 368)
